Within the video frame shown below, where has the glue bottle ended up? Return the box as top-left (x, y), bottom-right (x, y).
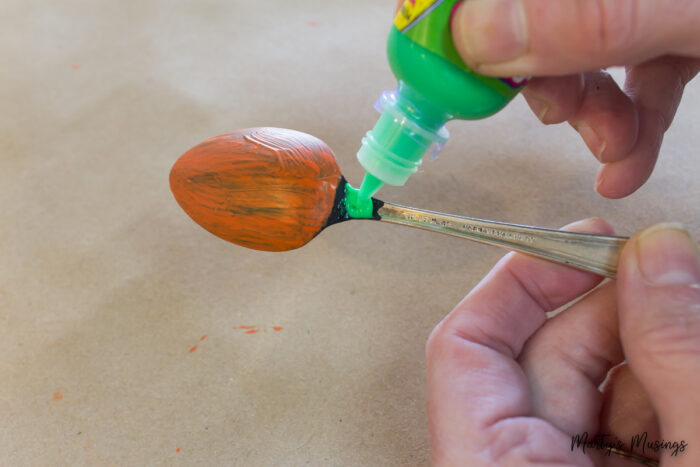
top-left (353, 0), bottom-right (527, 211)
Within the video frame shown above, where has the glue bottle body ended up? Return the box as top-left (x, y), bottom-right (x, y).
top-left (356, 0), bottom-right (527, 202)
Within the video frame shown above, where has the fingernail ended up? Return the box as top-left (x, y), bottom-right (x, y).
top-left (575, 123), bottom-right (606, 161)
top-left (637, 223), bottom-right (700, 286)
top-left (594, 168), bottom-right (605, 194)
top-left (526, 94), bottom-right (549, 122)
top-left (456, 0), bottom-right (528, 64)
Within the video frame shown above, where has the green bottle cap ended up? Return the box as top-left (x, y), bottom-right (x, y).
top-left (356, 88), bottom-right (449, 199)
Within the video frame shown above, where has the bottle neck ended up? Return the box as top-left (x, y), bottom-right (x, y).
top-left (356, 86), bottom-right (450, 199)
top-left (395, 81), bottom-right (451, 131)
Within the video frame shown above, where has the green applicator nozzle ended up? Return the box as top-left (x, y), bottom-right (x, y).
top-left (355, 88), bottom-right (449, 200)
top-left (358, 173), bottom-right (384, 201)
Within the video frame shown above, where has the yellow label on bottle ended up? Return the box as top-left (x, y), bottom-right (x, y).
top-left (394, 0), bottom-right (443, 31)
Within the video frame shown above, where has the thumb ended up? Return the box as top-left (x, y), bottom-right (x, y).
top-left (451, 0), bottom-right (700, 76)
top-left (617, 223), bottom-right (700, 459)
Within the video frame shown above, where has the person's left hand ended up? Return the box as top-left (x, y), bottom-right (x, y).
top-left (426, 218), bottom-right (663, 466)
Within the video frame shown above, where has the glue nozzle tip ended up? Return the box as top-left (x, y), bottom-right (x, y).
top-left (358, 173), bottom-right (383, 200)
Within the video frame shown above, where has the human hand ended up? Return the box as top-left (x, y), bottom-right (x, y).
top-left (449, 0), bottom-right (700, 198)
top-left (426, 219), bottom-right (700, 466)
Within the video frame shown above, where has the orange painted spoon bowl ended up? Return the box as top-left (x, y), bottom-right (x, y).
top-left (170, 127), bottom-right (354, 252)
top-left (170, 127), bottom-right (635, 278)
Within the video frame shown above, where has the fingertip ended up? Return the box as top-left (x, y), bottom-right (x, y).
top-left (632, 223), bottom-right (700, 286)
top-left (617, 225), bottom-right (641, 278)
top-left (450, 2), bottom-right (476, 69)
top-left (594, 165), bottom-right (639, 199)
top-left (523, 91), bottom-right (551, 123)
top-left (450, 0), bottom-right (529, 73)
top-left (593, 107), bottom-right (661, 198)
top-left (574, 123), bottom-right (607, 161)
top-left (570, 72), bottom-right (639, 164)
top-left (594, 167), bottom-right (609, 197)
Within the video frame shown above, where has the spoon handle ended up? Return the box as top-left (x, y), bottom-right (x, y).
top-left (376, 201), bottom-right (627, 278)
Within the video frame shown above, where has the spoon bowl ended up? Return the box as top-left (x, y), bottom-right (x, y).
top-left (170, 127), bottom-right (343, 251)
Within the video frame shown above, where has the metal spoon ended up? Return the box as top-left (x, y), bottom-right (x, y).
top-left (170, 127), bottom-right (633, 278)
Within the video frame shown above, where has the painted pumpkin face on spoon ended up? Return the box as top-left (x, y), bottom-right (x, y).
top-left (169, 127), bottom-right (346, 252)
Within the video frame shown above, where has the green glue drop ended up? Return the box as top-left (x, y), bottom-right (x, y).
top-left (357, 0), bottom-right (528, 201)
top-left (344, 184), bottom-right (374, 219)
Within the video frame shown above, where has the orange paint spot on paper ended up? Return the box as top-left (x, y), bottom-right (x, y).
top-left (307, 20), bottom-right (319, 27)
top-left (189, 345), bottom-right (198, 352)
top-left (272, 326), bottom-right (283, 331)
top-left (237, 325), bottom-right (256, 330)
top-left (200, 334), bottom-right (208, 341)
top-left (53, 391), bottom-right (63, 401)
top-left (72, 64), bottom-right (80, 70)
top-left (245, 329), bottom-right (259, 334)
top-left (176, 448), bottom-right (180, 453)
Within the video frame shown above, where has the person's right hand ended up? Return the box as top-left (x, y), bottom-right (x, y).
top-left (449, 0), bottom-right (700, 198)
